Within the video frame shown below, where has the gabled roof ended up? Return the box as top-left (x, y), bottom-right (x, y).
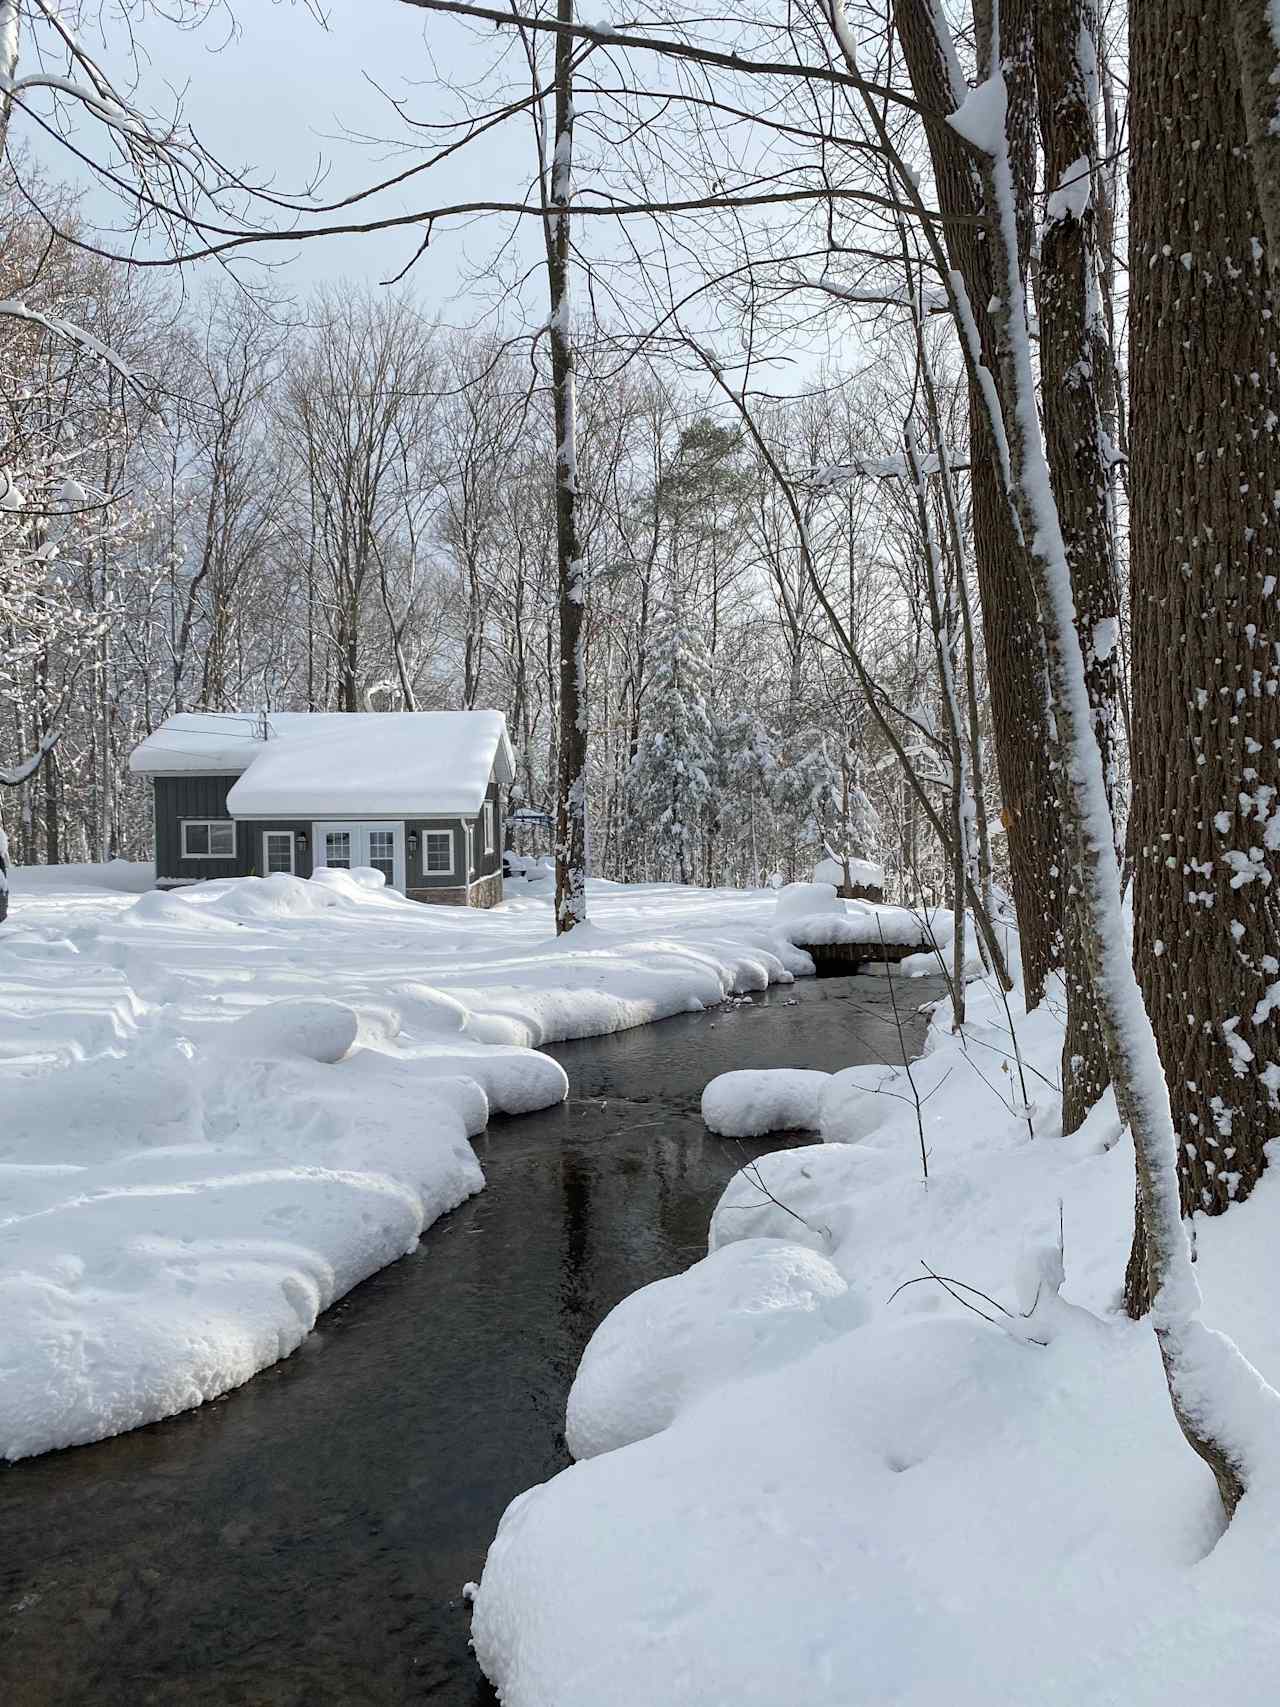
top-left (130, 711), bottom-right (515, 818)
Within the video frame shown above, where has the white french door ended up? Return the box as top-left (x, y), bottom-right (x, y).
top-left (312, 821), bottom-right (406, 893)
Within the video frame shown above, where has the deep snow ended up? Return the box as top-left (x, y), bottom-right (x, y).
top-left (129, 709), bottom-right (515, 818)
top-left (0, 863), bottom-right (906, 1460)
top-left (472, 975), bottom-right (1280, 1707)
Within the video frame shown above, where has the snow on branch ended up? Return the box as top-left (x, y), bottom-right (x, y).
top-left (806, 445), bottom-right (969, 488)
top-left (0, 724), bottom-right (60, 787)
top-left (798, 273), bottom-right (951, 316)
top-left (0, 300), bottom-right (137, 383)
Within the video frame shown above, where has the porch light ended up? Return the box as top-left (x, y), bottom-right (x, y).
top-left (296, 831), bottom-right (309, 852)
top-left (407, 831), bottom-right (419, 854)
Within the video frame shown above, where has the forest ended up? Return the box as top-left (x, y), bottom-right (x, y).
top-left (0, 1), bottom-right (1278, 1700)
top-left (0, 219), bottom-right (964, 902)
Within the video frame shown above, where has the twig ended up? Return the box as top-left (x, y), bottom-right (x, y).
top-left (877, 917), bottom-right (928, 1184)
top-left (725, 1141), bottom-right (833, 1246)
top-left (887, 1262), bottom-right (1015, 1319)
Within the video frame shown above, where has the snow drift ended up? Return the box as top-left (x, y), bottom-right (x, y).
top-left (0, 865), bottom-right (826, 1458)
top-left (471, 977), bottom-right (1280, 1707)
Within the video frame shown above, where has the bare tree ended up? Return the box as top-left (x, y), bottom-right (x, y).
top-left (1036, 0), bottom-right (1121, 1131)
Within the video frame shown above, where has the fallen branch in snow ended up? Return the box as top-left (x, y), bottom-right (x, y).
top-left (888, 1262), bottom-right (1016, 1327)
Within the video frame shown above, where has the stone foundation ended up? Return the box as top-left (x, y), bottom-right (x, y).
top-left (467, 871), bottom-right (504, 909)
top-left (406, 872), bottom-right (504, 910)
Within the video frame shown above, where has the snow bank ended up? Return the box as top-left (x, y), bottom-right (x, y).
top-left (7, 857), bottom-right (154, 893)
top-left (701, 1067), bottom-right (829, 1135)
top-left (771, 882), bottom-right (945, 956)
top-left (0, 1005), bottom-right (485, 1461)
top-left (0, 867), bottom-right (812, 1458)
top-left (565, 1238), bottom-right (853, 1460)
top-left (773, 879), bottom-right (842, 921)
top-left (471, 976), bottom-right (1280, 1706)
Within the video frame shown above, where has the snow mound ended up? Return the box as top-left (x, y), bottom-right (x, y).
top-left (1, 869), bottom-right (810, 1458)
top-left (701, 1067), bottom-right (830, 1135)
top-left (773, 879), bottom-right (842, 921)
top-left (813, 856), bottom-right (885, 891)
top-left (221, 998), bottom-right (398, 1063)
top-left (476, 1305), bottom-right (1263, 1707)
top-left (565, 1238), bottom-right (853, 1461)
top-left (710, 1143), bottom-right (859, 1258)
top-left (7, 857), bottom-right (154, 894)
top-left (207, 871), bottom-right (329, 920)
top-left (0, 1031), bottom-right (485, 1461)
top-left (472, 977), bottom-right (1280, 1707)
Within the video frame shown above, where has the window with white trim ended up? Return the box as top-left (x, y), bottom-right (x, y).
top-left (424, 830), bottom-right (453, 875)
top-left (263, 831), bottom-right (295, 875)
top-left (182, 819), bottom-right (235, 858)
top-left (483, 800), bottom-right (496, 854)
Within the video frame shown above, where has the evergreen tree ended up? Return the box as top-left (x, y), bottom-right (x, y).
top-left (769, 731), bottom-right (842, 879)
top-left (627, 601), bottom-right (717, 884)
top-left (713, 706), bottom-right (776, 885)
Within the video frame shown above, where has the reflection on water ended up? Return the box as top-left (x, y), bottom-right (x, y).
top-left (0, 974), bottom-right (940, 1706)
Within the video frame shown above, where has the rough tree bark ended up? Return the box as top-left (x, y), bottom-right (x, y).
top-left (545, 0), bottom-right (588, 933)
top-left (937, 21), bottom-right (1271, 1523)
top-left (1126, 0), bottom-right (1280, 1313)
top-left (894, 0), bottom-right (1063, 1007)
top-left (1232, 0), bottom-right (1280, 276)
top-left (1036, 0), bottom-right (1120, 1132)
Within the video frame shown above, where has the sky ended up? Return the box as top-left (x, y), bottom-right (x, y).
top-left (28, 0), bottom-right (543, 321)
top-left (19, 1), bottom-right (854, 385)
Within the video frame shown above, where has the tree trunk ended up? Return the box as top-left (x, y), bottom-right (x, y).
top-left (1036, 0), bottom-right (1120, 1132)
top-left (894, 0), bottom-right (1063, 1007)
top-left (1232, 0), bottom-right (1280, 276)
top-left (547, 0), bottom-right (588, 933)
top-left (1126, 0), bottom-right (1280, 1312)
top-left (950, 16), bottom-right (1263, 1518)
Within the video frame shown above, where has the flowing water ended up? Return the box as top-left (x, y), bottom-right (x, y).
top-left (0, 972), bottom-right (942, 1706)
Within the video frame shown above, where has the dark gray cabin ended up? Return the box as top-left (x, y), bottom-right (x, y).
top-left (130, 711), bottom-right (514, 908)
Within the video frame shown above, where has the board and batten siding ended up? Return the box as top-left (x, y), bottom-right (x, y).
top-left (154, 772), bottom-right (503, 896)
top-left (153, 776), bottom-right (315, 883)
top-left (153, 775), bottom-right (242, 882)
top-left (406, 782), bottom-right (503, 890)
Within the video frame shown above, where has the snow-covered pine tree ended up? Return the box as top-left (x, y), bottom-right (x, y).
top-left (627, 599), bottom-right (716, 884)
top-left (713, 706), bottom-right (776, 886)
top-left (841, 750), bottom-right (883, 867)
top-left (770, 730), bottom-right (842, 880)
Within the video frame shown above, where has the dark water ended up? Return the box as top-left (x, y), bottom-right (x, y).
top-left (0, 973), bottom-right (940, 1707)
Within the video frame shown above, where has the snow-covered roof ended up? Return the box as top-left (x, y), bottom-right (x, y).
top-left (130, 711), bottom-right (515, 818)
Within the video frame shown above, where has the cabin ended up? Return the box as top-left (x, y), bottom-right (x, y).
top-left (129, 710), bottom-right (515, 908)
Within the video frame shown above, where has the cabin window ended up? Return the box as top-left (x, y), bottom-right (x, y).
top-left (424, 831), bottom-right (453, 875)
top-left (325, 830), bottom-right (352, 870)
top-left (182, 819), bottom-right (235, 859)
top-left (483, 800), bottom-right (496, 854)
top-left (263, 831), bottom-right (295, 875)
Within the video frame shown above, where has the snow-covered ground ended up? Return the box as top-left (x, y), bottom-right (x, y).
top-left (472, 977), bottom-right (1280, 1707)
top-left (0, 862), bottom-right (934, 1462)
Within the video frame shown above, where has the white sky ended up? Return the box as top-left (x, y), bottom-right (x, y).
top-left (22, 2), bottom-right (854, 385)
top-left (31, 0), bottom-right (543, 319)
